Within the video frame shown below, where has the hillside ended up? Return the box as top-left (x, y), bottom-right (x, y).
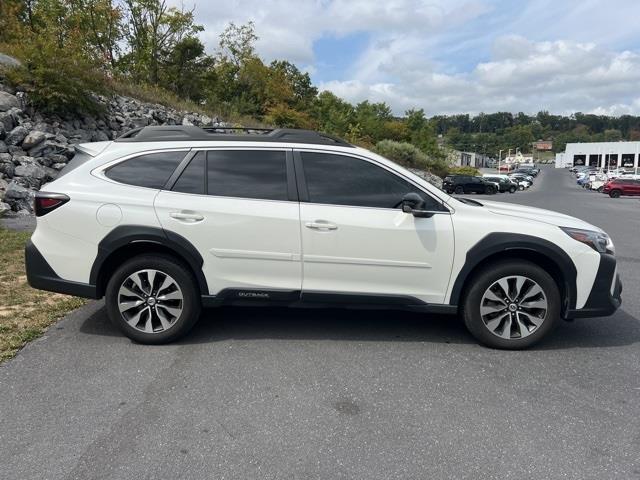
top-left (0, 76), bottom-right (225, 215)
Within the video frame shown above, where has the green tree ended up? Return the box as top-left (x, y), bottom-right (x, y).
top-left (122, 0), bottom-right (203, 85)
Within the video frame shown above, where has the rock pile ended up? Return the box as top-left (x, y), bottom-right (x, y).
top-left (0, 82), bottom-right (224, 215)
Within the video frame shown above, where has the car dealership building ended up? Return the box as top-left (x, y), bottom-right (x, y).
top-left (556, 141), bottom-right (640, 169)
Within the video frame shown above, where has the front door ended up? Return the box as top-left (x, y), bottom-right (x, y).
top-left (296, 151), bottom-right (455, 304)
top-left (154, 149), bottom-right (302, 296)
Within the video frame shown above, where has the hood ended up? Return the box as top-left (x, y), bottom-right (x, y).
top-left (478, 200), bottom-right (602, 231)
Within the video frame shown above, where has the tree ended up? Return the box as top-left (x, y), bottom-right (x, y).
top-left (122, 0), bottom-right (203, 84)
top-left (161, 35), bottom-right (212, 102)
top-left (312, 91), bottom-right (355, 136)
top-left (218, 21), bottom-right (257, 67)
top-left (269, 60), bottom-right (317, 109)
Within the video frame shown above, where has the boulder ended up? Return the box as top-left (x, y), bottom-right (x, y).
top-left (0, 140), bottom-right (7, 153)
top-left (5, 125), bottom-right (28, 146)
top-left (21, 130), bottom-right (47, 150)
top-left (5, 180), bottom-right (29, 199)
top-left (0, 53), bottom-right (21, 69)
top-left (0, 161), bottom-right (15, 178)
top-left (0, 202), bottom-right (9, 216)
top-left (0, 111), bottom-right (15, 131)
top-left (0, 91), bottom-right (19, 112)
top-left (91, 130), bottom-right (110, 142)
top-left (15, 162), bottom-right (45, 181)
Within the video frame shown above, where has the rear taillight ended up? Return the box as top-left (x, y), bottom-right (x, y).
top-left (34, 192), bottom-right (69, 217)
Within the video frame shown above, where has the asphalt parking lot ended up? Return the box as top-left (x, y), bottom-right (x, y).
top-left (1, 166), bottom-right (639, 480)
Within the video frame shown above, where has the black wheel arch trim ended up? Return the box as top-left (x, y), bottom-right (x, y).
top-left (449, 232), bottom-right (578, 315)
top-left (89, 225), bottom-right (209, 297)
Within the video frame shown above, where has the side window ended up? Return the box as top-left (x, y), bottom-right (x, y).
top-left (105, 151), bottom-right (187, 189)
top-left (207, 150), bottom-right (288, 201)
top-left (172, 152), bottom-right (205, 195)
top-left (301, 152), bottom-right (441, 210)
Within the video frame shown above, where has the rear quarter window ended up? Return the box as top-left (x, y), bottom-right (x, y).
top-left (105, 151), bottom-right (187, 189)
top-left (57, 151), bottom-right (93, 178)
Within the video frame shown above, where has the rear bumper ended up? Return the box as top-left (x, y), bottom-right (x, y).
top-left (25, 240), bottom-right (99, 299)
top-left (566, 253), bottom-right (622, 319)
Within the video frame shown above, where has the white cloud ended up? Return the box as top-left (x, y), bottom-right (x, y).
top-left (168, 0), bottom-right (640, 115)
top-left (321, 37), bottom-right (640, 116)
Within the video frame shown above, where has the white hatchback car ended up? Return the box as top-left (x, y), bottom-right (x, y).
top-left (26, 126), bottom-right (621, 349)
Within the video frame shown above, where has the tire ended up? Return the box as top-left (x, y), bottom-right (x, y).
top-left (462, 260), bottom-right (560, 349)
top-left (105, 254), bottom-right (202, 344)
top-left (518, 184), bottom-right (525, 191)
top-left (609, 190), bottom-right (621, 198)
top-left (597, 186), bottom-right (604, 193)
top-left (485, 186), bottom-right (496, 195)
top-left (509, 186), bottom-right (517, 193)
top-left (454, 186), bottom-right (464, 194)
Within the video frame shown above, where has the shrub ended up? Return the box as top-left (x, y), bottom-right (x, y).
top-left (3, 37), bottom-right (109, 115)
top-left (374, 139), bottom-right (449, 178)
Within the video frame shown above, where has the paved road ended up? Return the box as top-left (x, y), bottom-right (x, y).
top-left (1, 167), bottom-right (639, 480)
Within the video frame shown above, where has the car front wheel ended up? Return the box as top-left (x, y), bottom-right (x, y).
top-left (609, 189), bottom-right (621, 198)
top-left (454, 186), bottom-right (464, 194)
top-left (462, 260), bottom-right (560, 349)
top-left (105, 254), bottom-right (202, 344)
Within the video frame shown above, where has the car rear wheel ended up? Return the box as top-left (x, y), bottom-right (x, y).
top-left (454, 186), bottom-right (464, 194)
top-left (485, 185), bottom-right (496, 195)
top-left (609, 189), bottom-right (621, 198)
top-left (509, 186), bottom-right (517, 193)
top-left (105, 254), bottom-right (202, 344)
top-left (597, 186), bottom-right (604, 193)
top-left (462, 260), bottom-right (560, 349)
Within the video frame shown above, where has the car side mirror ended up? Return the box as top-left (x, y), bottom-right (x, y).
top-left (401, 192), bottom-right (435, 218)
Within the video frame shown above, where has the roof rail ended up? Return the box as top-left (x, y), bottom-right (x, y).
top-left (114, 125), bottom-right (353, 147)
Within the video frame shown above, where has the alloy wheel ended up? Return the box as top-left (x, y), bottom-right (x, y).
top-left (479, 275), bottom-right (548, 339)
top-left (117, 269), bottom-right (184, 333)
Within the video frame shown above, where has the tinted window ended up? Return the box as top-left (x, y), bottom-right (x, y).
top-left (207, 150), bottom-right (288, 201)
top-left (172, 152), bottom-right (205, 195)
top-left (105, 151), bottom-right (186, 189)
top-left (302, 152), bottom-right (440, 210)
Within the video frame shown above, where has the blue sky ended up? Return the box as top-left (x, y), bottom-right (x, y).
top-left (170, 0), bottom-right (640, 116)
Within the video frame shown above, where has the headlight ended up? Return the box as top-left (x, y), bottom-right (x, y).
top-left (561, 227), bottom-right (615, 254)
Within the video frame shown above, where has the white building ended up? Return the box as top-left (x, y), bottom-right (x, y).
top-left (556, 141), bottom-right (640, 169)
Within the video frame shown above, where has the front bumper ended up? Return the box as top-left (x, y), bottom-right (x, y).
top-left (25, 240), bottom-right (99, 299)
top-left (566, 253), bottom-right (622, 319)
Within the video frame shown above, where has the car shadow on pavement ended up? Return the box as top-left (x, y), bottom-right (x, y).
top-left (79, 304), bottom-right (640, 350)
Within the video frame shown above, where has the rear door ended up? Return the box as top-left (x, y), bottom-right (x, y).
top-left (154, 148), bottom-right (302, 297)
top-left (295, 150), bottom-right (454, 304)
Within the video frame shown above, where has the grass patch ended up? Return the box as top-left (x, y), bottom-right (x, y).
top-left (0, 228), bottom-right (86, 364)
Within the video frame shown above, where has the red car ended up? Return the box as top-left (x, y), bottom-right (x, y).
top-left (602, 178), bottom-right (640, 198)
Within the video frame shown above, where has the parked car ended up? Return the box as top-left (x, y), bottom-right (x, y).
top-left (509, 173), bottom-right (534, 186)
top-left (25, 126), bottom-right (621, 349)
top-left (602, 178), bottom-right (640, 198)
top-left (482, 175), bottom-right (518, 193)
top-left (514, 167), bottom-right (539, 177)
top-left (443, 175), bottom-right (497, 195)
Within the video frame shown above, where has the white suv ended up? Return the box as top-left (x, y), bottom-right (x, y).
top-left (25, 126), bottom-right (622, 349)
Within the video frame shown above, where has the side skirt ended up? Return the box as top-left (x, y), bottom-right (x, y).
top-left (201, 289), bottom-right (458, 315)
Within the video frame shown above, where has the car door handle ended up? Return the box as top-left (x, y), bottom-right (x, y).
top-left (305, 221), bottom-right (338, 231)
top-left (170, 211), bottom-right (204, 222)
